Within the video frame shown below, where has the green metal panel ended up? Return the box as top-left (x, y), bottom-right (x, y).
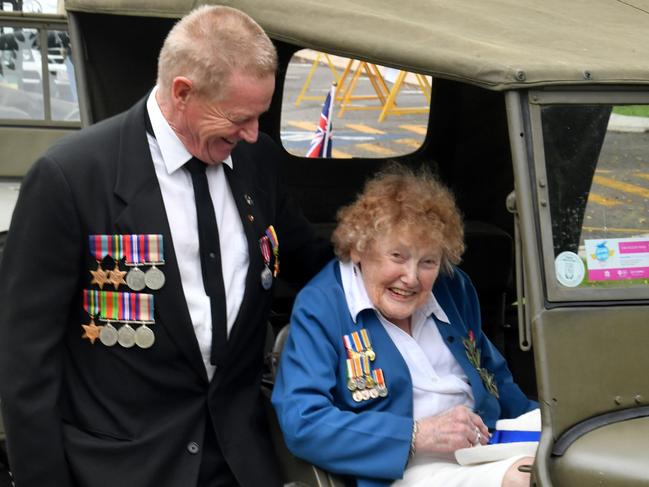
top-left (0, 127), bottom-right (77, 177)
top-left (550, 416), bottom-right (649, 486)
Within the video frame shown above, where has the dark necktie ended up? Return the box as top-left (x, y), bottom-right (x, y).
top-left (184, 158), bottom-right (228, 367)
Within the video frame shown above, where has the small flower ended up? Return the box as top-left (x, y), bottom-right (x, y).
top-left (463, 329), bottom-right (499, 399)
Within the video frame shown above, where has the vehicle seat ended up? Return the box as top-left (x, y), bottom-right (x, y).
top-left (264, 324), bottom-right (347, 487)
top-left (459, 221), bottom-right (513, 343)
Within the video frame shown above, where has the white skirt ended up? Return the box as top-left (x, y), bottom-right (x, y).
top-left (391, 452), bottom-right (527, 487)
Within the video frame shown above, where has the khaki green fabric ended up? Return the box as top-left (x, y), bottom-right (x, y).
top-left (65, 0), bottom-right (649, 90)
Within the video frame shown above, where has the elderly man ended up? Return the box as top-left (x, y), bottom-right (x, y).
top-left (0, 6), bottom-right (329, 487)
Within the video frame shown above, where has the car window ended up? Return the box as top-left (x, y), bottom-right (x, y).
top-left (280, 49), bottom-right (430, 159)
top-left (542, 103), bottom-right (649, 291)
top-left (0, 24), bottom-right (79, 122)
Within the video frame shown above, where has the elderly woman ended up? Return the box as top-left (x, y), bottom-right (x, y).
top-left (272, 164), bottom-right (537, 487)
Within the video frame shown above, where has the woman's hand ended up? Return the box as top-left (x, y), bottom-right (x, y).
top-left (414, 405), bottom-right (490, 453)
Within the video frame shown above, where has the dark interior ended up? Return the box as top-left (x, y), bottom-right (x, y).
top-left (72, 11), bottom-right (535, 396)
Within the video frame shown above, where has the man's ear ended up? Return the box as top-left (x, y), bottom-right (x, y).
top-left (170, 76), bottom-right (194, 110)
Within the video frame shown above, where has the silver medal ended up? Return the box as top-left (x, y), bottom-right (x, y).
top-left (126, 267), bottom-right (146, 291)
top-left (144, 266), bottom-right (166, 290)
top-left (117, 324), bottom-right (136, 348)
top-left (135, 325), bottom-right (155, 349)
top-left (260, 266), bottom-right (273, 290)
top-left (99, 323), bottom-right (118, 347)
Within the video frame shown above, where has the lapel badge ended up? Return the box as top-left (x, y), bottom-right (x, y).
top-left (463, 330), bottom-right (500, 399)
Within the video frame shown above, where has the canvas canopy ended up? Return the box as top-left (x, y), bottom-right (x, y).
top-left (64, 0), bottom-right (649, 90)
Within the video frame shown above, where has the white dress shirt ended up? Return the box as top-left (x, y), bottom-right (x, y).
top-left (146, 88), bottom-right (249, 380)
top-left (339, 260), bottom-right (475, 420)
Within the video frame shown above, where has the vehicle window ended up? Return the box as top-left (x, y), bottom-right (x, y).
top-left (47, 29), bottom-right (78, 121)
top-left (0, 24), bottom-right (79, 122)
top-left (543, 104), bottom-right (649, 289)
top-left (281, 49), bottom-right (430, 158)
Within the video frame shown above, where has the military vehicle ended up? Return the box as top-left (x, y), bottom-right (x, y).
top-left (1, 0), bottom-right (648, 485)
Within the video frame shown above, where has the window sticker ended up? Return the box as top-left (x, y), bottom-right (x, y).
top-left (555, 251), bottom-right (585, 287)
top-left (585, 238), bottom-right (649, 281)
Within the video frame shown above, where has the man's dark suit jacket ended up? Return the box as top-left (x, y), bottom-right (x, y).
top-left (0, 96), bottom-right (330, 487)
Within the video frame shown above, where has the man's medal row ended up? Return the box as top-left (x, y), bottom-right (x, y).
top-left (81, 290), bottom-right (156, 348)
top-left (258, 225), bottom-right (279, 290)
top-left (89, 234), bottom-right (166, 291)
top-left (343, 329), bottom-right (388, 402)
top-left (84, 234), bottom-right (163, 348)
top-left (83, 228), bottom-right (280, 347)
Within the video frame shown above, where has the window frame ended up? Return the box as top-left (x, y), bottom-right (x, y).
top-left (0, 13), bottom-right (79, 128)
top-left (528, 89), bottom-right (649, 303)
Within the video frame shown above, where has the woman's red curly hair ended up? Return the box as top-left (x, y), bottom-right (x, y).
top-left (332, 163), bottom-right (464, 274)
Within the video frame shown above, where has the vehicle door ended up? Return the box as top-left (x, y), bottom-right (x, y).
top-left (506, 89), bottom-right (649, 486)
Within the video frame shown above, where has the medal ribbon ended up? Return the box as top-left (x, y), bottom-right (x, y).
top-left (259, 235), bottom-right (271, 266)
top-left (89, 235), bottom-right (125, 261)
top-left (90, 234), bottom-right (164, 265)
top-left (85, 290), bottom-right (155, 323)
top-left (147, 234), bottom-right (164, 264)
top-left (362, 354), bottom-right (372, 380)
top-left (123, 234), bottom-right (165, 265)
top-left (351, 331), bottom-right (364, 355)
top-left (83, 289), bottom-right (100, 317)
top-left (374, 369), bottom-right (386, 388)
top-left (265, 225), bottom-right (280, 277)
top-left (346, 358), bottom-right (355, 383)
top-left (342, 335), bottom-right (355, 359)
top-left (360, 329), bottom-right (372, 351)
top-left (352, 355), bottom-right (363, 385)
top-left (127, 234), bottom-right (147, 265)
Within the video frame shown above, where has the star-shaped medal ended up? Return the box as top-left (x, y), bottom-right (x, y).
top-left (90, 262), bottom-right (110, 289)
top-left (81, 319), bottom-right (101, 344)
top-left (108, 264), bottom-right (127, 290)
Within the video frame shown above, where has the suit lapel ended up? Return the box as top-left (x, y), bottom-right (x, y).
top-left (222, 163), bottom-right (268, 344)
top-left (113, 97), bottom-right (208, 382)
top-left (432, 278), bottom-right (487, 404)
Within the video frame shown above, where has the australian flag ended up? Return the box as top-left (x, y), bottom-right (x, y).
top-left (306, 84), bottom-right (335, 158)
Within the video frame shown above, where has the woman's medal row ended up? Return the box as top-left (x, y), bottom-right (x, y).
top-left (343, 330), bottom-right (376, 362)
top-left (89, 234), bottom-right (166, 291)
top-left (81, 289), bottom-right (156, 349)
top-left (343, 329), bottom-right (387, 402)
top-left (346, 360), bottom-right (388, 402)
